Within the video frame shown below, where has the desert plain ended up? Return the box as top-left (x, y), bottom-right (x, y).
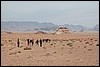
top-left (1, 31), bottom-right (99, 66)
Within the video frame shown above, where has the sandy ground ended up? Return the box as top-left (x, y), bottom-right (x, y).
top-left (1, 32), bottom-right (99, 66)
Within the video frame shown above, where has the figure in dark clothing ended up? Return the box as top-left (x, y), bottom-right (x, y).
top-left (17, 38), bottom-right (20, 47)
top-left (36, 40), bottom-right (39, 45)
top-left (32, 39), bottom-right (34, 46)
top-left (30, 39), bottom-right (34, 46)
top-left (40, 39), bottom-right (42, 47)
top-left (27, 39), bottom-right (30, 46)
top-left (31, 41), bottom-right (33, 46)
top-left (30, 40), bottom-right (32, 46)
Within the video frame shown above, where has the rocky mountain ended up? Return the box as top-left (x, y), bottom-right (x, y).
top-left (63, 24), bottom-right (88, 31)
top-left (1, 21), bottom-right (58, 32)
top-left (1, 21), bottom-right (99, 32)
top-left (91, 24), bottom-right (99, 31)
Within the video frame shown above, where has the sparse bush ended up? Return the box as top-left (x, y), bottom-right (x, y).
top-left (51, 44), bottom-right (53, 45)
top-left (9, 52), bottom-right (17, 55)
top-left (67, 43), bottom-right (73, 47)
top-left (70, 45), bottom-right (73, 47)
top-left (72, 40), bottom-right (75, 42)
top-left (9, 48), bottom-right (13, 50)
top-left (18, 51), bottom-right (21, 53)
top-left (96, 44), bottom-right (99, 46)
top-left (1, 43), bottom-right (4, 46)
top-left (85, 42), bottom-right (89, 44)
top-left (90, 39), bottom-right (93, 40)
top-left (95, 40), bottom-right (97, 41)
top-left (67, 43), bottom-right (72, 45)
top-left (9, 40), bottom-right (12, 42)
top-left (80, 40), bottom-right (82, 42)
top-left (53, 51), bottom-right (56, 54)
top-left (24, 47), bottom-right (31, 50)
top-left (88, 49), bottom-right (92, 51)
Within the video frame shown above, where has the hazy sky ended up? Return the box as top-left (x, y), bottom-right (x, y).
top-left (1, 1), bottom-right (99, 27)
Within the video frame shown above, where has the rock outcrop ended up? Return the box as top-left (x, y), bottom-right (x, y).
top-left (55, 27), bottom-right (70, 34)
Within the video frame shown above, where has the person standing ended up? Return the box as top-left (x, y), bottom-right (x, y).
top-left (36, 40), bottom-right (39, 45)
top-left (32, 39), bottom-right (34, 46)
top-left (40, 39), bottom-right (42, 47)
top-left (30, 40), bottom-right (32, 47)
top-left (17, 38), bottom-right (20, 47)
top-left (27, 39), bottom-right (30, 46)
top-left (30, 39), bottom-right (34, 47)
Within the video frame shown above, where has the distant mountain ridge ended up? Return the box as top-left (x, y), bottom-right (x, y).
top-left (1, 21), bottom-right (58, 32)
top-left (91, 24), bottom-right (99, 31)
top-left (1, 21), bottom-right (99, 32)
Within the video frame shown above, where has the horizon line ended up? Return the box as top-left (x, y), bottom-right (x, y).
top-left (1, 20), bottom-right (98, 28)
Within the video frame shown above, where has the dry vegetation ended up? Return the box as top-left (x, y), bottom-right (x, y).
top-left (1, 32), bottom-right (99, 66)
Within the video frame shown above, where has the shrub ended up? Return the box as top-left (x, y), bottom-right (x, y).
top-left (9, 48), bottom-right (13, 50)
top-left (80, 40), bottom-right (82, 42)
top-left (95, 40), bottom-right (97, 41)
top-left (1, 43), bottom-right (4, 46)
top-left (67, 43), bottom-right (72, 45)
top-left (85, 42), bottom-right (89, 44)
top-left (88, 49), bottom-right (92, 51)
top-left (18, 51), bottom-right (21, 53)
top-left (67, 43), bottom-right (73, 47)
top-left (24, 47), bottom-right (31, 50)
top-left (90, 39), bottom-right (93, 40)
top-left (9, 52), bottom-right (17, 55)
top-left (96, 44), bottom-right (99, 46)
top-left (51, 44), bottom-right (53, 45)
top-left (53, 51), bottom-right (56, 54)
top-left (9, 40), bottom-right (12, 42)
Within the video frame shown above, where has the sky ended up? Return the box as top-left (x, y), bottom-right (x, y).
top-left (1, 1), bottom-right (99, 27)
